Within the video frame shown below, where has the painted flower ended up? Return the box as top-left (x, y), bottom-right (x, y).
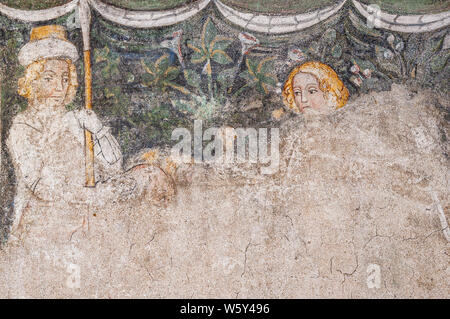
top-left (238, 32), bottom-right (260, 55)
top-left (160, 29), bottom-right (185, 68)
top-left (288, 48), bottom-right (308, 63)
top-left (351, 76), bottom-right (363, 87)
top-left (350, 64), bottom-right (360, 74)
top-left (387, 34), bottom-right (395, 46)
top-left (275, 82), bottom-right (282, 94)
top-left (383, 49), bottom-right (394, 60)
top-left (394, 41), bottom-right (404, 52)
top-left (362, 68), bottom-right (372, 78)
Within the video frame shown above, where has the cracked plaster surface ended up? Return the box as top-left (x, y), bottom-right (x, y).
top-left (0, 84), bottom-right (448, 298)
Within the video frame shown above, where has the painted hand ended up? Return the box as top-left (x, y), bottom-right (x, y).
top-left (76, 109), bottom-right (103, 134)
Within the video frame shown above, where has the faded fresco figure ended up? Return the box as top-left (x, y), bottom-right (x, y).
top-left (283, 61), bottom-right (349, 117)
top-left (7, 26), bottom-right (175, 232)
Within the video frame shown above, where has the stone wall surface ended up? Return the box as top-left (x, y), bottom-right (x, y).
top-left (0, 84), bottom-right (448, 298)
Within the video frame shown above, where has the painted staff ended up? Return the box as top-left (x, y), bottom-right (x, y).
top-left (79, 0), bottom-right (95, 187)
top-left (0, 67), bottom-right (2, 171)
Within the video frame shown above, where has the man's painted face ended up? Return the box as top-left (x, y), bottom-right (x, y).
top-left (292, 72), bottom-right (326, 114)
top-left (34, 59), bottom-right (70, 107)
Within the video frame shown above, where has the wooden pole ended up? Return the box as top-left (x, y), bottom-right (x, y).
top-left (0, 67), bottom-right (2, 174)
top-left (79, 0), bottom-right (95, 187)
top-left (84, 50), bottom-right (95, 187)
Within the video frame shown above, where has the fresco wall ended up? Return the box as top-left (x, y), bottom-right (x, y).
top-left (1, 1), bottom-right (448, 161)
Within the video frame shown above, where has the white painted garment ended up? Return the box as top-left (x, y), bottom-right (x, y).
top-left (6, 105), bottom-right (142, 231)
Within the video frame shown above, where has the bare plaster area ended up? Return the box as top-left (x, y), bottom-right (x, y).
top-left (0, 84), bottom-right (449, 298)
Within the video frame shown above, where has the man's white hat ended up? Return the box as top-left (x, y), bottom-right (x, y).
top-left (18, 25), bottom-right (79, 66)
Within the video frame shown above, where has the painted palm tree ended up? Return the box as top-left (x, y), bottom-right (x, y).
top-left (141, 53), bottom-right (189, 94)
top-left (187, 17), bottom-right (233, 99)
top-left (235, 56), bottom-right (278, 97)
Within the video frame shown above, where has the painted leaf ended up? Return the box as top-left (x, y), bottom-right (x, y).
top-left (217, 68), bottom-right (236, 86)
top-left (141, 59), bottom-right (156, 75)
top-left (110, 64), bottom-right (120, 77)
top-left (377, 59), bottom-right (401, 77)
top-left (203, 17), bottom-right (218, 52)
top-left (239, 70), bottom-right (254, 82)
top-left (187, 42), bottom-right (202, 53)
top-left (246, 58), bottom-right (258, 77)
top-left (431, 35), bottom-right (445, 53)
top-left (166, 82), bottom-right (190, 95)
top-left (331, 44), bottom-right (342, 59)
top-left (156, 55), bottom-right (170, 72)
top-left (165, 66), bottom-right (180, 81)
top-left (344, 25), bottom-right (371, 49)
top-left (210, 36), bottom-right (233, 52)
top-left (256, 82), bottom-right (267, 95)
top-left (191, 49), bottom-right (206, 64)
top-left (184, 69), bottom-right (201, 88)
top-left (211, 50), bottom-right (232, 65)
top-left (171, 99), bottom-right (195, 115)
top-left (94, 47), bottom-right (109, 63)
top-left (308, 41), bottom-right (321, 56)
top-left (321, 28), bottom-right (336, 44)
top-left (141, 73), bottom-right (156, 84)
top-left (127, 73), bottom-right (135, 83)
top-left (258, 57), bottom-right (276, 75)
top-left (258, 73), bottom-right (277, 87)
top-left (430, 51), bottom-right (449, 73)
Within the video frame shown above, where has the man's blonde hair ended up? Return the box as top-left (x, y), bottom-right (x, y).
top-left (18, 58), bottom-right (78, 105)
top-left (282, 61), bottom-right (349, 112)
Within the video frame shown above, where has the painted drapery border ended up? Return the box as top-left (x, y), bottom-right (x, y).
top-left (0, 0), bottom-right (449, 33)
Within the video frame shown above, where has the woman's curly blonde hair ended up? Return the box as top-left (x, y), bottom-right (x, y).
top-left (18, 58), bottom-right (78, 106)
top-left (282, 61), bottom-right (349, 112)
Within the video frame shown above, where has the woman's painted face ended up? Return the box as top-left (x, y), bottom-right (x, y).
top-left (33, 59), bottom-right (70, 107)
top-left (292, 72), bottom-right (326, 114)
